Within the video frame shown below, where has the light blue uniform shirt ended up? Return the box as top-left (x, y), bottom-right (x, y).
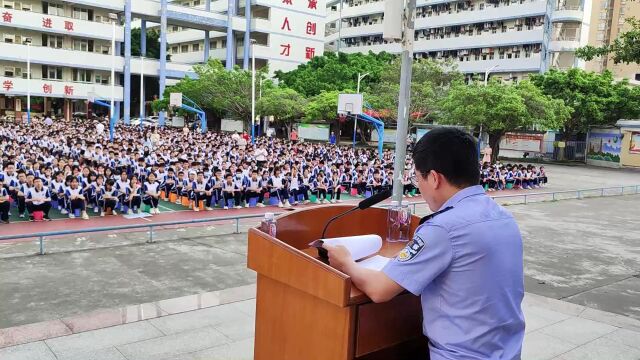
top-left (383, 185), bottom-right (525, 360)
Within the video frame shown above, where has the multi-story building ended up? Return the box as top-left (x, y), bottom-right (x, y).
top-left (0, 0), bottom-right (324, 124)
top-left (584, 0), bottom-right (640, 83)
top-left (325, 0), bottom-right (592, 82)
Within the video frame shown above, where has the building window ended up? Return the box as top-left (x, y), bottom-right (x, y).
top-left (211, 41), bottom-right (217, 49)
top-left (222, 40), bottom-right (226, 48)
top-left (42, 65), bottom-right (63, 80)
top-left (193, 43), bottom-right (200, 51)
top-left (45, 2), bottom-right (65, 16)
top-left (73, 7), bottom-right (89, 20)
top-left (3, 34), bottom-right (14, 43)
top-left (171, 46), bottom-right (178, 53)
top-left (95, 74), bottom-right (109, 85)
top-left (3, 1), bottom-right (14, 9)
top-left (73, 69), bottom-right (92, 82)
top-left (172, 25), bottom-right (179, 32)
top-left (4, 66), bottom-right (14, 77)
top-left (181, 44), bottom-right (189, 52)
top-left (44, 35), bottom-right (64, 48)
top-left (73, 39), bottom-right (89, 51)
top-left (194, 0), bottom-right (201, 5)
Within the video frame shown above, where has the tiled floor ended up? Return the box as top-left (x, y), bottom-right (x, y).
top-left (2, 290), bottom-right (640, 360)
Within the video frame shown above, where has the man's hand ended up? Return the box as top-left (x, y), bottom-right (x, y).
top-left (323, 244), bottom-right (356, 274)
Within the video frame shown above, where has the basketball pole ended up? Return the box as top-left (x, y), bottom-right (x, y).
top-left (391, 0), bottom-right (416, 203)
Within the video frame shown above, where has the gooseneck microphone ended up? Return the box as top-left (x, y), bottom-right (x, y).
top-left (320, 189), bottom-right (392, 239)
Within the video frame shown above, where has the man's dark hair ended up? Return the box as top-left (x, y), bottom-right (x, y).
top-left (412, 127), bottom-right (479, 188)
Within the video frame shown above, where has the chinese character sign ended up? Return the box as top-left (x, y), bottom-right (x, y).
top-left (64, 86), bottom-right (74, 96)
top-left (281, 17), bottom-right (291, 31)
top-left (42, 84), bottom-right (53, 94)
top-left (305, 47), bottom-right (315, 60)
top-left (306, 22), bottom-right (316, 35)
top-left (308, 0), bottom-right (317, 9)
top-left (280, 43), bottom-right (291, 56)
top-left (2, 11), bottom-right (12, 23)
top-left (42, 17), bottom-right (52, 28)
top-left (3, 80), bottom-right (13, 91)
top-left (64, 21), bottom-right (74, 31)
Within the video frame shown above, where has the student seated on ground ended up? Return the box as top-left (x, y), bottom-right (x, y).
top-left (538, 166), bottom-right (548, 186)
top-left (191, 171), bottom-right (214, 211)
top-left (65, 176), bottom-right (89, 220)
top-left (268, 168), bottom-right (290, 208)
top-left (0, 185), bottom-right (10, 224)
top-left (143, 172), bottom-right (161, 214)
top-left (222, 173), bottom-right (242, 209)
top-left (99, 179), bottom-right (120, 216)
top-left (126, 176), bottom-right (143, 214)
top-left (25, 177), bottom-right (52, 221)
top-left (312, 172), bottom-right (329, 204)
top-left (244, 170), bottom-right (266, 208)
top-left (287, 167), bottom-right (303, 205)
top-left (328, 173), bottom-right (342, 203)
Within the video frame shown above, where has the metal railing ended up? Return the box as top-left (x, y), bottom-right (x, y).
top-left (1, 185), bottom-right (638, 255)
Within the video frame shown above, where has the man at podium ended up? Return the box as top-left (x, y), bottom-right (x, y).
top-left (325, 128), bottom-right (525, 360)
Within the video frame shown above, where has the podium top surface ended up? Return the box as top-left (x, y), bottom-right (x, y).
top-left (247, 205), bottom-right (420, 307)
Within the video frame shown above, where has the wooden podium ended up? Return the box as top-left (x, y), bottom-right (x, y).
top-left (247, 205), bottom-right (427, 360)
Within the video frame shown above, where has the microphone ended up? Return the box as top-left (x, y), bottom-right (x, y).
top-left (320, 189), bottom-right (392, 239)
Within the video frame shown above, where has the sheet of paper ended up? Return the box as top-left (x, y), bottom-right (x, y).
top-left (322, 234), bottom-right (382, 261)
top-left (357, 255), bottom-right (390, 271)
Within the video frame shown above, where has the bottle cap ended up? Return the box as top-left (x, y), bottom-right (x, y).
top-left (265, 212), bottom-right (274, 220)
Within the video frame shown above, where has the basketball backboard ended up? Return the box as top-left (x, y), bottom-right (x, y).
top-left (337, 93), bottom-right (363, 115)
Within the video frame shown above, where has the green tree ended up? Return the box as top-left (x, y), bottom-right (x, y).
top-left (304, 90), bottom-right (347, 122)
top-left (530, 68), bottom-right (640, 136)
top-left (257, 87), bottom-right (307, 137)
top-left (576, 18), bottom-right (640, 64)
top-left (152, 60), bottom-right (271, 127)
top-left (365, 58), bottom-right (463, 124)
top-left (275, 52), bottom-right (395, 97)
top-left (438, 80), bottom-right (569, 163)
top-left (129, 28), bottom-right (167, 60)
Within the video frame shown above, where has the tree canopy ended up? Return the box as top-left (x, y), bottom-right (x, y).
top-left (438, 80), bottom-right (570, 162)
top-left (274, 51), bottom-right (395, 97)
top-left (130, 27), bottom-right (166, 60)
top-left (529, 68), bottom-right (640, 136)
top-left (365, 58), bottom-right (463, 124)
top-left (257, 87), bottom-right (307, 135)
top-left (576, 18), bottom-right (640, 65)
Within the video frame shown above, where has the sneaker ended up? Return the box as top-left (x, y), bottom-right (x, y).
top-left (137, 208), bottom-right (142, 214)
top-left (284, 201), bottom-right (291, 207)
top-left (81, 212), bottom-right (89, 220)
top-left (304, 200), bottom-right (310, 204)
top-left (193, 207), bottom-right (200, 212)
top-left (112, 210), bottom-right (118, 216)
top-left (205, 207), bottom-right (213, 211)
top-left (320, 199), bottom-right (325, 204)
top-left (330, 199), bottom-right (336, 204)
top-left (29, 216), bottom-right (34, 222)
top-left (68, 213), bottom-right (75, 219)
top-left (336, 200), bottom-right (342, 203)
top-left (175, 199), bottom-right (182, 205)
top-left (127, 209), bottom-right (133, 215)
top-left (292, 201), bottom-right (298, 205)
top-left (257, 203), bottom-right (265, 208)
top-left (224, 206), bottom-right (229, 210)
top-left (235, 206), bottom-right (241, 209)
top-left (163, 198), bottom-right (169, 202)
top-left (244, 204), bottom-right (250, 208)
top-left (60, 209), bottom-right (68, 215)
top-left (278, 202), bottom-right (284, 208)
top-left (57, 206), bottom-right (62, 211)
top-left (94, 207), bottom-right (99, 213)
top-left (19, 213), bottom-right (25, 218)
top-left (155, 208), bottom-right (160, 214)
top-left (100, 212), bottom-right (105, 217)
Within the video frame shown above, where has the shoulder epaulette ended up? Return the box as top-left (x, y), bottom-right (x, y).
top-left (419, 206), bottom-right (454, 225)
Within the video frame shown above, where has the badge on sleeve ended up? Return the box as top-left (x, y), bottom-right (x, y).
top-left (397, 235), bottom-right (426, 262)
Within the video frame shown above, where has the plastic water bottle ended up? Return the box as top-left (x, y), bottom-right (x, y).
top-left (261, 212), bottom-right (277, 237)
top-left (399, 201), bottom-right (412, 242)
top-left (387, 201), bottom-right (401, 242)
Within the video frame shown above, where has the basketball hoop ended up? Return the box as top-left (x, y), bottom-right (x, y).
top-left (338, 114), bottom-right (347, 123)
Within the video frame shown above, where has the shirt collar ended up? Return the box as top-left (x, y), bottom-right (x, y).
top-left (439, 185), bottom-right (485, 211)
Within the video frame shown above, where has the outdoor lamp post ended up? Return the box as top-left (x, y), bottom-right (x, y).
top-left (108, 12), bottom-right (118, 141)
top-left (251, 39), bottom-right (257, 144)
top-left (23, 38), bottom-right (32, 125)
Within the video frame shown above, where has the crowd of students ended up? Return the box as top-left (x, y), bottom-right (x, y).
top-left (0, 118), bottom-right (549, 224)
top-left (480, 163), bottom-right (548, 191)
top-left (0, 118), bottom-right (421, 223)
